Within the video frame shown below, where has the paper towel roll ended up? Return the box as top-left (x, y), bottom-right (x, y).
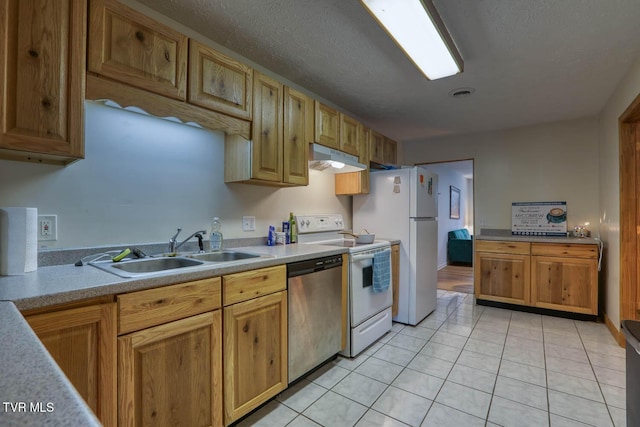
top-left (0, 207), bottom-right (38, 275)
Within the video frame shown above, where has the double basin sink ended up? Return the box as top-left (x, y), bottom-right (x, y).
top-left (90, 250), bottom-right (269, 278)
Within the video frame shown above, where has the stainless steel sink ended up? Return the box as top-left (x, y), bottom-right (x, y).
top-left (188, 250), bottom-right (261, 262)
top-left (89, 249), bottom-right (270, 278)
top-left (90, 256), bottom-right (204, 278)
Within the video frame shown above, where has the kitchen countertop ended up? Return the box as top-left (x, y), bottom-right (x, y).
top-left (0, 243), bottom-right (346, 425)
top-left (476, 229), bottom-right (600, 245)
top-left (0, 302), bottom-right (101, 426)
top-left (0, 243), bottom-right (347, 310)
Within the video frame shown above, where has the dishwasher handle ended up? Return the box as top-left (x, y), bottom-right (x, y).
top-left (287, 255), bottom-right (343, 278)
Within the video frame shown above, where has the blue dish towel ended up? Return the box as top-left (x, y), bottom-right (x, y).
top-left (372, 248), bottom-right (391, 293)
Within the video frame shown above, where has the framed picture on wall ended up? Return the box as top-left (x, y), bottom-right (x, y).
top-left (450, 186), bottom-right (461, 219)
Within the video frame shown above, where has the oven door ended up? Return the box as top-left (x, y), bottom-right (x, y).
top-left (349, 250), bottom-right (393, 327)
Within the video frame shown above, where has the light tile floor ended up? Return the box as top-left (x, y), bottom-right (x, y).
top-left (238, 290), bottom-right (627, 427)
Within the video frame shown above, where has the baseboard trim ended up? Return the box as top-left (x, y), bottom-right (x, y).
top-left (476, 299), bottom-right (597, 322)
top-left (604, 313), bottom-right (626, 348)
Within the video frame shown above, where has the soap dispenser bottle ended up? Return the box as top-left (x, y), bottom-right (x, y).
top-left (210, 217), bottom-right (223, 251)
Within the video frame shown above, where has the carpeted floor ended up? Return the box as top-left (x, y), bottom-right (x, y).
top-left (437, 265), bottom-right (473, 294)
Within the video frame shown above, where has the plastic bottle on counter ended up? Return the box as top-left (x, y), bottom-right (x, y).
top-left (289, 212), bottom-right (297, 243)
top-left (209, 217), bottom-right (223, 251)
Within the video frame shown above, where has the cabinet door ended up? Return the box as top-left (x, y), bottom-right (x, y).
top-left (360, 125), bottom-right (371, 164)
top-left (224, 291), bottom-right (287, 425)
top-left (283, 87), bottom-right (312, 186)
top-left (188, 40), bottom-right (252, 120)
top-left (118, 311), bottom-right (222, 427)
top-left (0, 0), bottom-right (85, 164)
top-left (531, 256), bottom-right (598, 314)
top-left (391, 244), bottom-right (400, 317)
top-left (26, 303), bottom-right (117, 427)
top-left (335, 125), bottom-right (370, 195)
top-left (369, 131), bottom-right (385, 164)
top-left (384, 137), bottom-right (397, 165)
top-left (474, 252), bottom-right (530, 305)
top-left (88, 0), bottom-right (188, 100)
top-left (339, 113), bottom-right (360, 156)
top-left (252, 71), bottom-right (283, 182)
top-left (314, 101), bottom-right (339, 149)
top-left (335, 170), bottom-right (369, 195)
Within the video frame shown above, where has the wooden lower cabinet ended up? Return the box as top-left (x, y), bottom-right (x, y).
top-left (475, 240), bottom-right (599, 315)
top-left (223, 290), bottom-right (288, 425)
top-left (475, 252), bottom-right (530, 305)
top-left (25, 302), bottom-right (117, 427)
top-left (391, 244), bottom-right (400, 317)
top-left (531, 255), bottom-right (598, 315)
top-left (118, 311), bottom-right (222, 427)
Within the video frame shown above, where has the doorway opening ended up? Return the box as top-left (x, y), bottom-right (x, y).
top-left (619, 92), bottom-right (640, 337)
top-left (419, 159), bottom-right (474, 294)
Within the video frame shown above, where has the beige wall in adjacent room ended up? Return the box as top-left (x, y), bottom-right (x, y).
top-left (402, 117), bottom-right (600, 234)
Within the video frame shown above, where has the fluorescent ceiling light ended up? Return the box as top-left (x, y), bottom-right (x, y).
top-left (360, 0), bottom-right (463, 80)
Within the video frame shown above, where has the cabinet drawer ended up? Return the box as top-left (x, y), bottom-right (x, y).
top-left (223, 265), bottom-right (286, 306)
top-left (531, 243), bottom-right (598, 258)
top-left (118, 278), bottom-right (221, 334)
top-left (475, 240), bottom-right (531, 255)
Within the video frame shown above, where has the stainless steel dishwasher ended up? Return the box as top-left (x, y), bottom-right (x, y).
top-left (287, 254), bottom-right (343, 383)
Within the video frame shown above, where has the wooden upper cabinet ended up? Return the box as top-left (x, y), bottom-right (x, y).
top-left (314, 101), bottom-right (339, 149)
top-left (384, 137), bottom-right (397, 165)
top-left (369, 131), bottom-right (397, 165)
top-left (88, 0), bottom-right (188, 100)
top-left (360, 125), bottom-right (371, 164)
top-left (251, 71), bottom-right (284, 182)
top-left (188, 40), bottom-right (253, 120)
top-left (0, 0), bottom-right (86, 164)
top-left (369, 131), bottom-right (385, 164)
top-left (339, 113), bottom-right (360, 156)
top-left (283, 87), bottom-right (312, 186)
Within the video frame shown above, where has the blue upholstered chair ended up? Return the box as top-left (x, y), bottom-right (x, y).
top-left (447, 229), bottom-right (473, 265)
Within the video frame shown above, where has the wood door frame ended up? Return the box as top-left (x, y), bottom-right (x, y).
top-left (619, 92), bottom-right (640, 335)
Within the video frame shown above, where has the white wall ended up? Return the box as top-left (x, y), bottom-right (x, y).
top-left (424, 163), bottom-right (472, 269)
top-left (0, 102), bottom-right (351, 249)
top-left (402, 117), bottom-right (600, 234)
top-left (597, 55), bottom-right (640, 330)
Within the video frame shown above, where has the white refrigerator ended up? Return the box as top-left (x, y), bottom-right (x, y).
top-left (353, 166), bottom-right (438, 325)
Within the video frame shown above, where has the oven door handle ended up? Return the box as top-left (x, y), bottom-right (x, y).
top-left (351, 254), bottom-right (375, 262)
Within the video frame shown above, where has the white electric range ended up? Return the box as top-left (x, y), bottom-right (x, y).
top-left (296, 214), bottom-right (393, 357)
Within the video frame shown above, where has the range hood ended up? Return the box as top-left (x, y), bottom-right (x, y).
top-left (309, 143), bottom-right (367, 174)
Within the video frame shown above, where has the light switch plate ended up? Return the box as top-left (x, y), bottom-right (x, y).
top-left (242, 216), bottom-right (255, 232)
top-left (38, 215), bottom-right (58, 241)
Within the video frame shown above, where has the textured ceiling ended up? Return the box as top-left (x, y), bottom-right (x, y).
top-left (137, 0), bottom-right (640, 142)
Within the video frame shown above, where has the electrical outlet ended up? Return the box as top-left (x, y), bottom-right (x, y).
top-left (38, 215), bottom-right (57, 241)
top-left (242, 216), bottom-right (255, 232)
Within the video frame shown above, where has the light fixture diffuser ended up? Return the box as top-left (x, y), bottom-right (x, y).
top-left (360, 0), bottom-right (463, 80)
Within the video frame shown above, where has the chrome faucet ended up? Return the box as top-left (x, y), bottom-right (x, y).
top-left (169, 228), bottom-right (207, 253)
